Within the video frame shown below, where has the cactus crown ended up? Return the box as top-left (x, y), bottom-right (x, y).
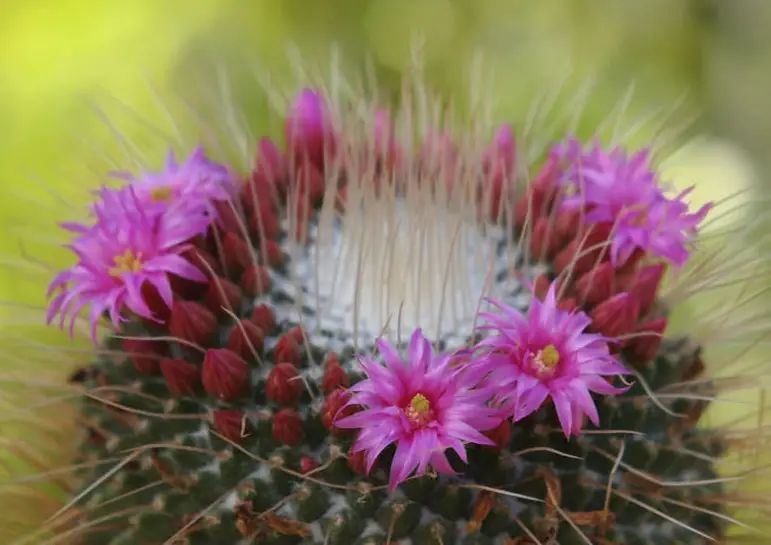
top-left (1, 63), bottom-right (769, 545)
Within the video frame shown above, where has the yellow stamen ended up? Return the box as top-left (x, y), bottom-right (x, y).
top-left (539, 344), bottom-right (560, 369)
top-left (109, 249), bottom-right (143, 277)
top-left (151, 186), bottom-right (174, 202)
top-left (410, 393), bottom-right (431, 415)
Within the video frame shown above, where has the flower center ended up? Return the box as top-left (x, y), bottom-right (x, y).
top-left (405, 393), bottom-right (434, 428)
top-left (532, 344), bottom-right (560, 376)
top-left (151, 186), bottom-right (174, 202)
top-left (109, 249), bottom-right (143, 277)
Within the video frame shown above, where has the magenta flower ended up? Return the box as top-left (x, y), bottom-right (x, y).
top-left (555, 137), bottom-right (711, 267)
top-left (334, 329), bottom-right (502, 490)
top-left (472, 282), bottom-right (631, 438)
top-left (101, 147), bottom-right (236, 220)
top-left (285, 89), bottom-right (333, 169)
top-left (46, 189), bottom-right (209, 342)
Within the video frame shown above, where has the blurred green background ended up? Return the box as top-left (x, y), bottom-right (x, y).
top-left (2, 0), bottom-right (771, 310)
top-left (1, 0), bottom-right (770, 416)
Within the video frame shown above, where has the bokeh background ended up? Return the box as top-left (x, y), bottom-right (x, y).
top-left (1, 0), bottom-right (770, 517)
top-left (2, 0), bottom-right (771, 308)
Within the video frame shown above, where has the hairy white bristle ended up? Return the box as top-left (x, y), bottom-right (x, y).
top-left (280, 97), bottom-right (529, 346)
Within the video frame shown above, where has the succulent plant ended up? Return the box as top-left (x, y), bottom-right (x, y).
top-left (2, 66), bottom-right (768, 545)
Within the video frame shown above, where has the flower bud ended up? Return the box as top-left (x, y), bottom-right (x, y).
top-left (160, 358), bottom-right (199, 397)
top-left (285, 89), bottom-right (332, 170)
top-left (631, 263), bottom-right (667, 317)
top-left (227, 320), bottom-right (265, 361)
top-left (272, 408), bottom-right (303, 446)
top-left (625, 317), bottom-right (667, 363)
top-left (221, 232), bottom-right (252, 275)
top-left (574, 262), bottom-right (616, 305)
top-left (251, 304), bottom-right (276, 334)
top-left (301, 456), bottom-right (320, 474)
top-left (242, 265), bottom-right (272, 296)
top-left (202, 349), bottom-right (249, 402)
top-left (590, 292), bottom-right (640, 338)
top-left (321, 389), bottom-right (357, 437)
top-left (347, 446), bottom-right (369, 476)
top-left (262, 239), bottom-right (285, 268)
top-left (213, 409), bottom-right (248, 445)
top-left (169, 300), bottom-right (217, 347)
top-left (272, 335), bottom-right (302, 366)
top-left (204, 277), bottom-right (243, 317)
top-left (266, 363), bottom-right (302, 405)
top-left (123, 338), bottom-right (165, 375)
top-left (322, 364), bottom-right (349, 394)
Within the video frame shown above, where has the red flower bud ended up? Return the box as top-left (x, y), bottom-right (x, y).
top-left (529, 217), bottom-right (562, 260)
top-left (574, 262), bottom-right (616, 306)
top-left (213, 409), bottom-right (248, 445)
top-left (296, 163), bottom-right (326, 206)
top-left (227, 320), bottom-right (265, 360)
top-left (248, 204), bottom-right (282, 241)
top-left (324, 352), bottom-right (341, 368)
top-left (204, 277), bottom-right (243, 317)
top-left (301, 456), bottom-right (319, 474)
top-left (484, 420), bottom-right (512, 451)
top-left (631, 263), bottom-right (667, 317)
top-left (262, 239), bottom-right (285, 268)
top-left (554, 208), bottom-right (581, 241)
top-left (213, 200), bottom-right (244, 234)
top-left (242, 265), bottom-right (272, 296)
top-left (590, 292), bottom-right (640, 338)
top-left (533, 275), bottom-right (551, 300)
top-left (266, 363), bottom-right (302, 405)
top-left (557, 297), bottom-right (577, 312)
top-left (123, 338), bottom-right (165, 375)
top-left (251, 304), bottom-right (276, 334)
top-left (272, 408), bottom-right (303, 446)
top-left (273, 335), bottom-right (302, 366)
top-left (221, 232), bottom-right (253, 275)
top-left (254, 137), bottom-right (288, 186)
top-left (554, 224), bottom-right (613, 277)
top-left (173, 247), bottom-right (218, 296)
top-left (347, 445), bottom-right (369, 476)
top-left (287, 326), bottom-right (306, 344)
top-left (625, 317), bottom-right (667, 363)
top-left (169, 300), bottom-right (217, 347)
top-left (321, 389), bottom-right (357, 437)
top-left (322, 364), bottom-right (349, 394)
top-left (160, 358), bottom-right (199, 396)
top-left (202, 349), bottom-right (249, 402)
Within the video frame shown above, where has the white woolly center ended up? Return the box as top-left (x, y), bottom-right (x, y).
top-left (286, 161), bottom-right (525, 348)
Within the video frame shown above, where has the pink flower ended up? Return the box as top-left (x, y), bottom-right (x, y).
top-left (555, 137), bottom-right (711, 267)
top-left (285, 89), bottom-right (333, 169)
top-left (334, 329), bottom-right (502, 490)
top-left (472, 282), bottom-right (631, 438)
top-left (101, 147), bottom-right (236, 220)
top-left (46, 188), bottom-right (208, 342)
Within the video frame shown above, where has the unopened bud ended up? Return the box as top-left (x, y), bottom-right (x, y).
top-left (272, 408), bottom-right (304, 446)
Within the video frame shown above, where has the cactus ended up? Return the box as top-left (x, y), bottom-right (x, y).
top-left (3, 68), bottom-right (768, 545)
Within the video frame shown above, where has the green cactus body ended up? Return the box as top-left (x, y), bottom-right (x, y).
top-left (57, 96), bottom-right (731, 544)
top-left (20, 69), bottom-right (757, 545)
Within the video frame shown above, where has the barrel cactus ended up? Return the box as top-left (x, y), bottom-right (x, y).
top-left (4, 67), bottom-right (768, 545)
